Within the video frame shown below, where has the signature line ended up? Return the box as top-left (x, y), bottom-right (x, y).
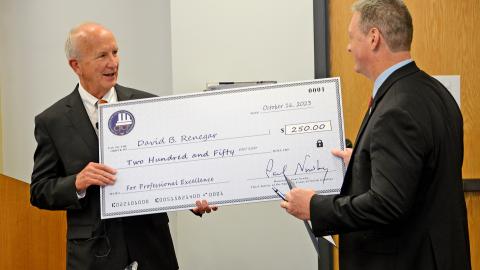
top-left (246, 170), bottom-right (337, 181)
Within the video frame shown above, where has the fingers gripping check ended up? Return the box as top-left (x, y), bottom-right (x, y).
top-left (75, 162), bottom-right (117, 192)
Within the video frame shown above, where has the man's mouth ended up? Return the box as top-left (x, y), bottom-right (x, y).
top-left (103, 72), bottom-right (116, 78)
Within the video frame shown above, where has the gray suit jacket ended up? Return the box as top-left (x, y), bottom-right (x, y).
top-left (31, 84), bottom-right (178, 270)
top-left (310, 63), bottom-right (471, 270)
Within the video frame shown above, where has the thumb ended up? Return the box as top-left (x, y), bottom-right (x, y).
top-left (331, 148), bottom-right (346, 158)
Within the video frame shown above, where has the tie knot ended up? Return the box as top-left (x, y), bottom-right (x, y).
top-left (95, 99), bottom-right (108, 109)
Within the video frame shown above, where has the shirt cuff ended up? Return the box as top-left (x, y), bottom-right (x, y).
top-left (76, 189), bottom-right (86, 199)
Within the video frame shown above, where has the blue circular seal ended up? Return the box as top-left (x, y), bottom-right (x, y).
top-left (108, 110), bottom-right (135, 136)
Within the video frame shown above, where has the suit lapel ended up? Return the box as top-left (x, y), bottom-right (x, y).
top-left (62, 84), bottom-right (135, 159)
top-left (354, 62), bottom-right (420, 146)
top-left (341, 62), bottom-right (420, 192)
top-left (370, 62), bottom-right (420, 114)
top-left (354, 110), bottom-right (370, 147)
top-left (65, 85), bottom-right (99, 155)
top-left (115, 84), bottom-right (134, 101)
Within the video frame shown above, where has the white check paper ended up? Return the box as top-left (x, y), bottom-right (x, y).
top-left (99, 78), bottom-right (346, 219)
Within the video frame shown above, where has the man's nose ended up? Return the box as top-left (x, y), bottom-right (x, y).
top-left (347, 43), bottom-right (351, 53)
top-left (106, 54), bottom-right (118, 67)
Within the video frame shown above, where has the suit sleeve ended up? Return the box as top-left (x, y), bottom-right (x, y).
top-left (30, 116), bottom-right (82, 210)
top-left (310, 106), bottom-right (427, 236)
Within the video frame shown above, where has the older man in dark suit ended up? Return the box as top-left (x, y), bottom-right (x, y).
top-left (30, 22), bottom-right (215, 270)
top-left (281, 0), bottom-right (471, 269)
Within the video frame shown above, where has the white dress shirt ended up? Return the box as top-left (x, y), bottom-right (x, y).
top-left (77, 83), bottom-right (118, 131)
top-left (76, 83), bottom-right (118, 198)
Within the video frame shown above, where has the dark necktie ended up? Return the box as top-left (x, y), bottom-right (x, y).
top-left (368, 96), bottom-right (374, 114)
top-left (95, 99), bottom-right (108, 131)
top-left (355, 96), bottom-right (374, 141)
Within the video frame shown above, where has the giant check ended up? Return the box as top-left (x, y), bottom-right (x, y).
top-left (99, 78), bottom-right (346, 219)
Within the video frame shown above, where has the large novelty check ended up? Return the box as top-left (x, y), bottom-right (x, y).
top-left (99, 78), bottom-right (346, 219)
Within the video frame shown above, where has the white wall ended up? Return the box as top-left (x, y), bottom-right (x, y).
top-left (170, 1), bottom-right (317, 269)
top-left (170, 0), bottom-right (315, 93)
top-left (0, 0), bottom-right (173, 182)
top-left (1, 1), bottom-right (319, 269)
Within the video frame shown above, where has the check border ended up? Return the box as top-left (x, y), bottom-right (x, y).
top-left (99, 78), bottom-right (345, 217)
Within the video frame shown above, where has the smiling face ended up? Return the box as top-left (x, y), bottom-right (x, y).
top-left (347, 12), bottom-right (372, 78)
top-left (69, 24), bottom-right (119, 98)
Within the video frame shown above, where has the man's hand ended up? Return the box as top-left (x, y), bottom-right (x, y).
top-left (75, 162), bottom-right (117, 192)
top-left (192, 199), bottom-right (218, 215)
top-left (280, 188), bottom-right (315, 220)
top-left (331, 148), bottom-right (353, 167)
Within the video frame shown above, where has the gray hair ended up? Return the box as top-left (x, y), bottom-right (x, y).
top-left (65, 26), bottom-right (80, 60)
top-left (352, 0), bottom-right (413, 52)
top-left (65, 22), bottom-right (105, 60)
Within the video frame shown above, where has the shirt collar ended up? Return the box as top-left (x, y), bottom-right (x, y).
top-left (77, 83), bottom-right (117, 109)
top-left (373, 59), bottom-right (412, 98)
top-left (100, 86), bottom-right (117, 103)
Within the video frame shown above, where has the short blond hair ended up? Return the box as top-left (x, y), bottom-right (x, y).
top-left (352, 0), bottom-right (413, 52)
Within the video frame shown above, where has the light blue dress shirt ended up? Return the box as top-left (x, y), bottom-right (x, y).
top-left (373, 59), bottom-right (413, 98)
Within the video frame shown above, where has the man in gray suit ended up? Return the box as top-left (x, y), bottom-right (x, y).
top-left (31, 22), bottom-right (216, 270)
top-left (280, 0), bottom-right (471, 269)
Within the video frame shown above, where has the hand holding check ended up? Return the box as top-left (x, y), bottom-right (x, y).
top-left (277, 174), bottom-right (336, 251)
top-left (280, 148), bottom-right (352, 220)
top-left (280, 188), bottom-right (315, 220)
top-left (331, 147), bottom-right (353, 167)
top-left (192, 199), bottom-right (218, 215)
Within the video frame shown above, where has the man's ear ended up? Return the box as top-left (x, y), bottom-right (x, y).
top-left (369, 27), bottom-right (381, 51)
top-left (68, 59), bottom-right (81, 75)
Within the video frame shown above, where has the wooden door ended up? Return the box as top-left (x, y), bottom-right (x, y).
top-left (328, 0), bottom-right (480, 269)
